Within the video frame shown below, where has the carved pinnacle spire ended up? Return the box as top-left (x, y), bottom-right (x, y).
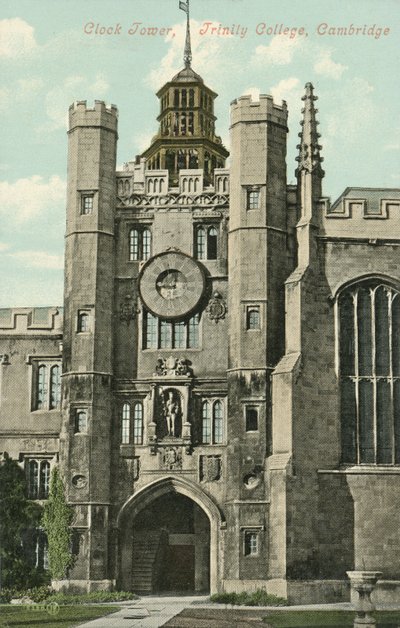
top-left (296, 82), bottom-right (324, 178)
top-left (179, 0), bottom-right (192, 68)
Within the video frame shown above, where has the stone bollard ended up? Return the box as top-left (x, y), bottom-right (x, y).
top-left (347, 571), bottom-right (382, 627)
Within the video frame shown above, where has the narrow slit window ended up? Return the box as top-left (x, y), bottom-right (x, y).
top-left (121, 403), bottom-right (130, 444)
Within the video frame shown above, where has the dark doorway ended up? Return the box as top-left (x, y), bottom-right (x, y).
top-left (132, 492), bottom-right (210, 593)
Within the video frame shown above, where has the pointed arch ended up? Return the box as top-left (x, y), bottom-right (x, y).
top-left (116, 476), bottom-right (225, 594)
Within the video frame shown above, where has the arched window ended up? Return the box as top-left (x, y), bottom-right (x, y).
top-left (27, 460), bottom-right (51, 499)
top-left (121, 403), bottom-right (130, 444)
top-left (213, 401), bottom-right (224, 444)
top-left (247, 307), bottom-right (260, 330)
top-left (49, 365), bottom-right (61, 409)
top-left (37, 365), bottom-right (47, 410)
top-left (181, 89), bottom-right (187, 108)
top-left (77, 312), bottom-right (89, 333)
top-left (28, 460), bottom-right (39, 499)
top-left (202, 401), bottom-right (211, 444)
top-left (142, 229), bottom-right (151, 260)
top-left (133, 402), bottom-right (143, 445)
top-left (129, 229), bottom-right (139, 260)
top-left (207, 227), bottom-right (218, 260)
top-left (189, 89), bottom-right (195, 107)
top-left (75, 410), bottom-right (88, 434)
top-left (39, 461), bottom-right (50, 499)
top-left (188, 313), bottom-right (199, 348)
top-left (339, 279), bottom-right (400, 464)
top-left (196, 227), bottom-right (206, 259)
top-left (195, 226), bottom-right (218, 260)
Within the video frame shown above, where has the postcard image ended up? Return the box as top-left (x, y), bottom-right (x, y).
top-left (0, 0), bottom-right (400, 613)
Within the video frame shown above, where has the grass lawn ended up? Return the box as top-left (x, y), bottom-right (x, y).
top-left (0, 604), bottom-right (119, 628)
top-left (263, 610), bottom-right (400, 627)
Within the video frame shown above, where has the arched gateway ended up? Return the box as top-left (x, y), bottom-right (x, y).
top-left (116, 477), bottom-right (224, 594)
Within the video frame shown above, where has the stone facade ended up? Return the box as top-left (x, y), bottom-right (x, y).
top-left (1, 43), bottom-right (400, 604)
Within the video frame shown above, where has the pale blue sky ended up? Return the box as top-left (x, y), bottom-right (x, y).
top-left (0, 0), bottom-right (399, 306)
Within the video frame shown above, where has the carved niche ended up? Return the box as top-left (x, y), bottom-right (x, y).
top-left (158, 388), bottom-right (182, 439)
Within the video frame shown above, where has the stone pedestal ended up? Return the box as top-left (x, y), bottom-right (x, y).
top-left (347, 571), bottom-right (382, 627)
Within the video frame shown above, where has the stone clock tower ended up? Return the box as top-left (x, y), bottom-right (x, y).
top-left (0, 0), bottom-right (389, 605)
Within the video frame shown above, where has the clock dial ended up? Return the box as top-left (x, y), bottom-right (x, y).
top-left (138, 251), bottom-right (205, 319)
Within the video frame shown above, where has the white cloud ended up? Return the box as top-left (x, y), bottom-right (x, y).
top-left (270, 77), bottom-right (301, 106)
top-left (251, 37), bottom-right (302, 66)
top-left (40, 74), bottom-right (110, 131)
top-left (314, 50), bottom-right (347, 79)
top-left (242, 87), bottom-right (260, 101)
top-left (0, 18), bottom-right (37, 58)
top-left (0, 242), bottom-right (10, 252)
top-left (0, 175), bottom-right (66, 223)
top-left (145, 19), bottom-right (240, 91)
top-left (8, 250), bottom-right (64, 270)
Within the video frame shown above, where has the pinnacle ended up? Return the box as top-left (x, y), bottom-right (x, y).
top-left (296, 82), bottom-right (325, 178)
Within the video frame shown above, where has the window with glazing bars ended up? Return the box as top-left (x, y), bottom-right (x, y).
top-left (121, 403), bottom-right (130, 444)
top-left (35, 363), bottom-right (61, 410)
top-left (129, 228), bottom-right (151, 261)
top-left (195, 226), bottom-right (218, 260)
top-left (133, 402), bottom-right (143, 444)
top-left (143, 312), bottom-right (200, 349)
top-left (27, 460), bottom-right (50, 499)
top-left (244, 531), bottom-right (259, 556)
top-left (339, 280), bottom-right (400, 464)
top-left (201, 400), bottom-right (224, 444)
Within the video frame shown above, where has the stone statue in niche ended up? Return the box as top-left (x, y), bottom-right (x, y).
top-left (166, 391), bottom-right (178, 436)
top-left (159, 389), bottom-right (182, 438)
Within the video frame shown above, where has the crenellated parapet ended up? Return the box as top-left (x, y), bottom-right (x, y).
top-left (0, 307), bottom-right (63, 334)
top-left (230, 94), bottom-right (288, 128)
top-left (68, 100), bottom-right (118, 134)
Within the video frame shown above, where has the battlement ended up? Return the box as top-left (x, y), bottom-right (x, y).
top-left (0, 307), bottom-right (63, 334)
top-left (321, 188), bottom-right (400, 239)
top-left (230, 94), bottom-right (288, 127)
top-left (68, 100), bottom-right (118, 133)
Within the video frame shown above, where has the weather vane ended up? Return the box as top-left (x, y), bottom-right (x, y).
top-left (179, 0), bottom-right (192, 67)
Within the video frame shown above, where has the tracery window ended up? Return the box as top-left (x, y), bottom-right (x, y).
top-left (339, 279), bottom-right (400, 464)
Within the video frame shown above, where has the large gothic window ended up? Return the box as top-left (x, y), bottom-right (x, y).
top-left (339, 279), bottom-right (400, 464)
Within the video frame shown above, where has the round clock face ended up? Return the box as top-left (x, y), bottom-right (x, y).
top-left (138, 251), bottom-right (205, 319)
